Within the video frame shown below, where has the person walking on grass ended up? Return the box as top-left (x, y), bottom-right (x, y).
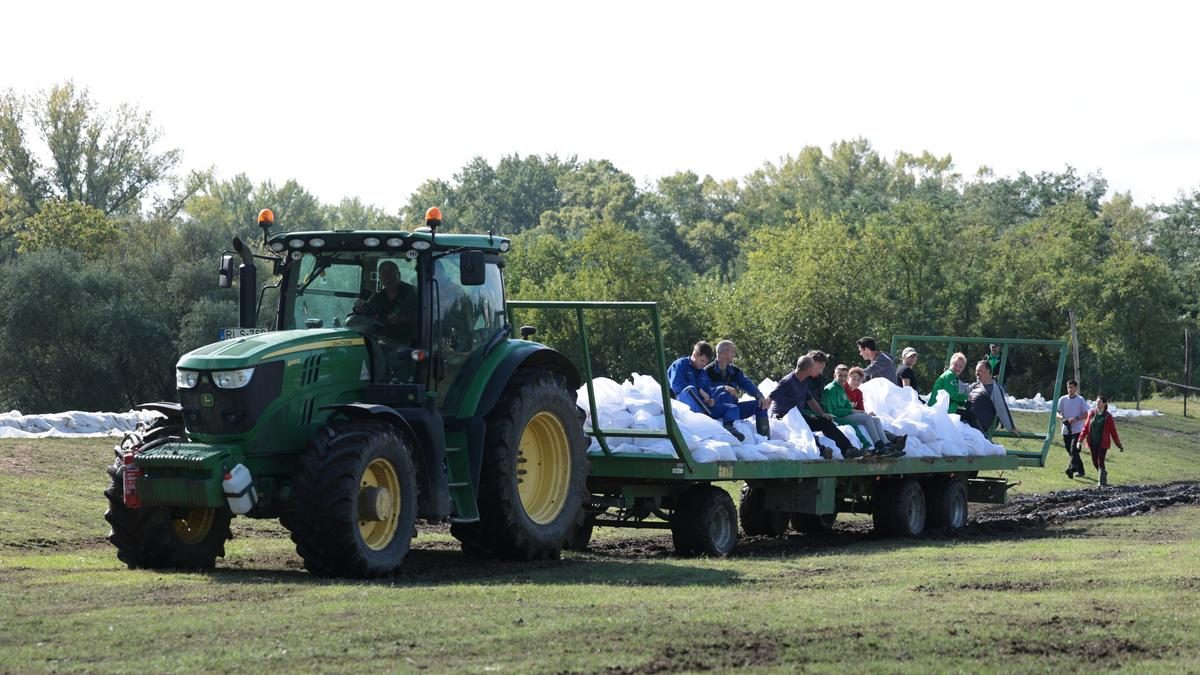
top-left (1057, 379), bottom-right (1090, 479)
top-left (1079, 396), bottom-right (1124, 487)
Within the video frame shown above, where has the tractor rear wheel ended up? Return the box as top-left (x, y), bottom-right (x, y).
top-left (672, 485), bottom-right (738, 557)
top-left (104, 426), bottom-right (232, 569)
top-left (457, 373), bottom-right (588, 560)
top-left (738, 484), bottom-right (789, 536)
top-left (287, 421), bottom-right (418, 578)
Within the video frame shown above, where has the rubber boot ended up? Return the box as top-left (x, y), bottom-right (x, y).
top-left (1099, 469), bottom-right (1108, 487)
top-left (756, 414), bottom-right (770, 438)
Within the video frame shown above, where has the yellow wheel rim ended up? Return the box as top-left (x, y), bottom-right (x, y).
top-left (517, 411), bottom-right (571, 525)
top-left (358, 458), bottom-right (401, 551)
top-left (172, 508), bottom-right (214, 545)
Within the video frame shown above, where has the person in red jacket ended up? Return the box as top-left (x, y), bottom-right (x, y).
top-left (1079, 396), bottom-right (1124, 487)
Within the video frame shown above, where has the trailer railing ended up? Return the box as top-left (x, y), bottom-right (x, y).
top-left (507, 300), bottom-right (695, 471)
top-left (890, 335), bottom-right (1068, 468)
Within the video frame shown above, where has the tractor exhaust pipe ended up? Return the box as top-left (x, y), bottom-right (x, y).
top-left (231, 237), bottom-right (257, 329)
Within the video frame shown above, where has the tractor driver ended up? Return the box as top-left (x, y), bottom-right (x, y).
top-left (353, 261), bottom-right (417, 344)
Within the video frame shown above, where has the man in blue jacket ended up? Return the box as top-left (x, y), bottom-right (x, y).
top-left (705, 340), bottom-right (771, 437)
top-left (667, 341), bottom-right (754, 441)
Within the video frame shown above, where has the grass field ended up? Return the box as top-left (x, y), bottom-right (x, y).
top-left (0, 396), bottom-right (1197, 672)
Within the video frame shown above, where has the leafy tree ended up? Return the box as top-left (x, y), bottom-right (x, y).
top-left (0, 82), bottom-right (179, 217)
top-left (16, 200), bottom-right (118, 259)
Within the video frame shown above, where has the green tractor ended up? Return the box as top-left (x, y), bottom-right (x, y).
top-left (104, 207), bottom-right (589, 578)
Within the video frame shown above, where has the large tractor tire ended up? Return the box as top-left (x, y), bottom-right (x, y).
top-left (738, 484), bottom-right (789, 536)
top-left (872, 478), bottom-right (927, 537)
top-left (672, 485), bottom-right (738, 557)
top-left (925, 478), bottom-right (969, 530)
top-left (454, 372), bottom-right (588, 560)
top-left (104, 424), bottom-right (232, 570)
top-left (287, 421), bottom-right (418, 578)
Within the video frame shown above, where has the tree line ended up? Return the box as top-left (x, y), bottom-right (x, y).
top-left (1, 83), bottom-right (1196, 413)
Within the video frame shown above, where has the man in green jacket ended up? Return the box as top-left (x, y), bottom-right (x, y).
top-left (823, 365), bottom-right (896, 455)
top-left (929, 352), bottom-right (969, 413)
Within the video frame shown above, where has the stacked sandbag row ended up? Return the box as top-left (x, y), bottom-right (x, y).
top-left (577, 374), bottom-right (1007, 463)
top-left (0, 409), bottom-right (165, 439)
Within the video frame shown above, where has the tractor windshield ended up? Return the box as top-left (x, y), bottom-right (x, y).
top-left (284, 254), bottom-right (418, 333)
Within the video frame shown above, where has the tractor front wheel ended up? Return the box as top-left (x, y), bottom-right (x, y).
top-left (287, 421), bottom-right (418, 578)
top-left (104, 429), bottom-right (232, 569)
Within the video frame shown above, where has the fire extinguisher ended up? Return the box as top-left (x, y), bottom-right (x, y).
top-left (122, 447), bottom-right (142, 509)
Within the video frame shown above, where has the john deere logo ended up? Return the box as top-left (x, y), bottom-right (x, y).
top-left (201, 393), bottom-right (215, 407)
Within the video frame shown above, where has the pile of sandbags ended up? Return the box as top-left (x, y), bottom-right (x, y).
top-left (0, 409), bottom-right (165, 439)
top-left (577, 374), bottom-right (1007, 463)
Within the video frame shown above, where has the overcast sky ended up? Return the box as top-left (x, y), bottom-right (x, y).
top-left (5, 1), bottom-right (1198, 214)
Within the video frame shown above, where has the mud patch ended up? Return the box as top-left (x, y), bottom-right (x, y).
top-left (971, 481), bottom-right (1200, 528)
top-left (596, 629), bottom-right (782, 673)
top-left (1007, 636), bottom-right (1146, 662)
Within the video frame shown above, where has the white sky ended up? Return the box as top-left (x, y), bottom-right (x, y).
top-left (5, 1), bottom-right (1199, 214)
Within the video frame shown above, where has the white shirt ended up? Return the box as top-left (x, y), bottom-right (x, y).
top-left (1058, 394), bottom-right (1090, 434)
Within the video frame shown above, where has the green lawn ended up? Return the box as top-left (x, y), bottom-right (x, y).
top-left (0, 396), bottom-right (1197, 672)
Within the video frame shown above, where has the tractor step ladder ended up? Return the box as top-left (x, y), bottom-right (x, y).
top-left (445, 444), bottom-right (479, 523)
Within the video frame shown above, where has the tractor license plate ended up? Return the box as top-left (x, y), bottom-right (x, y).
top-left (218, 327), bottom-right (269, 340)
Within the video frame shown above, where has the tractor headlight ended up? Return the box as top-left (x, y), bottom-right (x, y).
top-left (212, 367), bottom-right (255, 389)
top-left (176, 369), bottom-right (199, 389)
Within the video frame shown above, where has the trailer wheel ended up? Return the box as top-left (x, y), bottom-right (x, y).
top-left (872, 478), bottom-right (926, 537)
top-left (104, 428), bottom-right (232, 569)
top-left (287, 421), bottom-right (418, 578)
top-left (792, 512), bottom-right (838, 534)
top-left (463, 372), bottom-right (588, 560)
top-left (926, 478), bottom-right (968, 530)
top-left (738, 485), bottom-right (789, 536)
top-left (672, 485), bottom-right (738, 557)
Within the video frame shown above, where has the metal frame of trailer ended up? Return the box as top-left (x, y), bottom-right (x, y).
top-left (508, 300), bottom-right (1069, 552)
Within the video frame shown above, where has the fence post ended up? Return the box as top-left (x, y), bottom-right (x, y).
top-left (1136, 377), bottom-right (1142, 411)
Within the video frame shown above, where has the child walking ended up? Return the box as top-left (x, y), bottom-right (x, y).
top-left (1079, 396), bottom-right (1125, 487)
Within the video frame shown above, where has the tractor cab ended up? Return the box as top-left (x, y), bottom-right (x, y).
top-left (263, 223), bottom-right (511, 407)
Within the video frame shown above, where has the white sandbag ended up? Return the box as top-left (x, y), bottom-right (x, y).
top-left (594, 407), bottom-right (634, 431)
top-left (734, 444), bottom-right (768, 461)
top-left (698, 439), bottom-right (738, 462)
top-left (757, 441), bottom-right (796, 461)
top-left (670, 400), bottom-right (737, 443)
top-left (757, 378), bottom-right (778, 399)
top-left (815, 434), bottom-right (843, 460)
top-left (837, 424), bottom-right (864, 449)
top-left (732, 419), bottom-right (767, 445)
top-left (860, 377), bottom-right (920, 417)
top-left (692, 444), bottom-right (720, 463)
top-left (630, 409), bottom-right (665, 430)
top-left (609, 442), bottom-right (642, 455)
top-left (640, 439), bottom-right (678, 456)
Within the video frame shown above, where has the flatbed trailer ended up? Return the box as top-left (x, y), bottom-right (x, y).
top-left (510, 300), bottom-right (1069, 556)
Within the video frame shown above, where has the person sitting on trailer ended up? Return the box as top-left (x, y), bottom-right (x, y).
top-left (705, 340), bottom-right (771, 437)
top-left (962, 360), bottom-right (1021, 437)
top-left (857, 336), bottom-right (899, 385)
top-left (929, 352), bottom-right (969, 413)
top-left (768, 354), bottom-right (863, 459)
top-left (844, 366), bottom-right (867, 411)
top-left (667, 341), bottom-right (752, 442)
top-left (823, 365), bottom-right (898, 456)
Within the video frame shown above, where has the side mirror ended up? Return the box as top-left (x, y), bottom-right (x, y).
top-left (460, 250), bottom-right (486, 286)
top-left (520, 326), bottom-right (537, 339)
top-left (218, 255), bottom-right (235, 289)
